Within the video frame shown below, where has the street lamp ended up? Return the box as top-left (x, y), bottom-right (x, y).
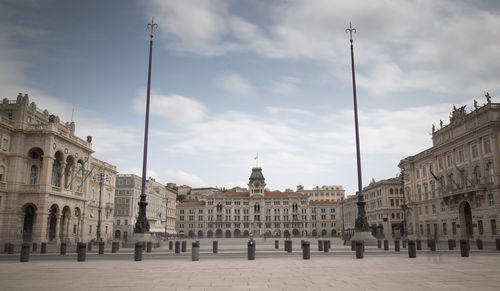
top-left (400, 169), bottom-right (409, 239)
top-left (93, 169), bottom-right (109, 242)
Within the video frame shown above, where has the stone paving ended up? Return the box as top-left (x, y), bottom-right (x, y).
top-left (1, 238), bottom-right (499, 290)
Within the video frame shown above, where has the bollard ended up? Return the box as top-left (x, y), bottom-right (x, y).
top-left (147, 241), bottom-right (153, 253)
top-left (496, 238), bottom-right (500, 251)
top-left (377, 240), bottom-right (381, 248)
top-left (301, 240), bottom-right (305, 249)
top-left (20, 243), bottom-right (30, 262)
top-left (476, 239), bottom-right (483, 250)
top-left (99, 242), bottom-right (105, 255)
top-left (402, 240), bottom-right (407, 248)
top-left (355, 241), bottom-right (364, 259)
top-left (7, 243), bottom-right (14, 254)
top-left (32, 243), bottom-right (37, 252)
top-left (324, 240), bottom-right (330, 253)
top-left (134, 242), bottom-right (143, 261)
top-left (181, 241), bottom-right (187, 252)
top-left (448, 239), bottom-right (454, 250)
top-left (287, 240), bottom-right (292, 253)
top-left (142, 241), bottom-right (146, 251)
top-left (175, 241), bottom-right (180, 254)
top-left (318, 240), bottom-right (323, 251)
top-left (112, 242), bottom-right (119, 253)
top-left (192, 242), bottom-right (200, 261)
top-left (302, 241), bottom-right (310, 260)
top-left (275, 240), bottom-right (279, 249)
top-left (77, 242), bottom-right (86, 262)
top-left (247, 240), bottom-right (255, 260)
top-left (460, 239), bottom-right (469, 257)
top-left (169, 241), bottom-right (173, 250)
top-left (351, 240), bottom-right (356, 251)
top-left (394, 240), bottom-right (400, 252)
top-left (384, 240), bottom-right (389, 251)
top-left (213, 241), bottom-right (218, 253)
top-left (60, 242), bottom-right (67, 255)
top-left (416, 239), bottom-right (422, 250)
top-left (41, 242), bottom-right (47, 254)
top-left (430, 239), bottom-right (436, 252)
top-left (408, 240), bottom-right (416, 258)
top-left (88, 242), bottom-right (93, 252)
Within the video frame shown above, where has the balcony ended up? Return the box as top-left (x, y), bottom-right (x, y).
top-left (441, 183), bottom-right (487, 199)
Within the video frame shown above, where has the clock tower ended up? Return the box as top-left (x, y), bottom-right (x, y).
top-left (248, 167), bottom-right (266, 196)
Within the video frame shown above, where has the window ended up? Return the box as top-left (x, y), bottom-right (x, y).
top-left (431, 183), bottom-right (435, 199)
top-left (459, 150), bottom-right (465, 163)
top-left (426, 224), bottom-right (430, 235)
top-left (1, 138), bottom-right (8, 151)
top-left (476, 195), bottom-right (481, 208)
top-left (420, 224), bottom-right (424, 236)
top-left (488, 193), bottom-right (495, 206)
top-left (441, 202), bottom-right (445, 212)
top-left (491, 220), bottom-right (497, 235)
top-left (487, 163), bottom-right (494, 183)
top-left (439, 158), bottom-right (443, 170)
top-left (478, 220), bottom-right (484, 235)
top-left (472, 144), bottom-right (479, 158)
top-left (390, 199), bottom-right (394, 206)
top-left (117, 219), bottom-right (120, 225)
top-left (447, 154), bottom-right (452, 167)
top-left (432, 204), bottom-right (436, 214)
top-left (452, 222), bottom-right (457, 235)
top-left (418, 207), bottom-right (422, 215)
top-left (484, 140), bottom-right (491, 154)
top-left (124, 219), bottom-right (128, 225)
top-left (29, 165), bottom-right (37, 184)
top-left (423, 167), bottom-right (427, 178)
top-left (442, 223), bottom-right (447, 235)
top-left (89, 225), bottom-right (92, 234)
top-left (0, 166), bottom-right (5, 182)
top-left (416, 170), bottom-right (420, 179)
top-left (425, 205), bottom-right (429, 215)
top-left (474, 166), bottom-right (481, 184)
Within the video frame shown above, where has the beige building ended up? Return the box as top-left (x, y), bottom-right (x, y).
top-left (113, 174), bottom-right (177, 241)
top-left (342, 194), bottom-right (358, 236)
top-left (176, 167), bottom-right (341, 238)
top-left (297, 185), bottom-right (345, 202)
top-left (400, 97), bottom-right (500, 241)
top-left (364, 177), bottom-right (404, 238)
top-left (0, 93), bottom-right (117, 245)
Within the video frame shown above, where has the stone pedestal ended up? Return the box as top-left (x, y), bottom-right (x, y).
top-left (123, 233), bottom-right (152, 248)
top-left (351, 232), bottom-right (378, 246)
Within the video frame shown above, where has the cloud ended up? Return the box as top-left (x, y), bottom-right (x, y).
top-left (270, 76), bottom-right (301, 96)
top-left (214, 73), bottom-right (254, 96)
top-left (165, 169), bottom-right (206, 187)
top-left (267, 106), bottom-right (311, 115)
top-left (133, 93), bottom-right (206, 124)
top-left (146, 0), bottom-right (500, 96)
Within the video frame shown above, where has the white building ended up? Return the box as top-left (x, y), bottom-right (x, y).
top-left (297, 185), bottom-right (345, 202)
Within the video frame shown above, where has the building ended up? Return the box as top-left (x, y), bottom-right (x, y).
top-left (309, 200), bottom-right (341, 237)
top-left (176, 167), bottom-right (341, 238)
top-left (0, 93), bottom-right (117, 245)
top-left (363, 177), bottom-right (404, 238)
top-left (188, 187), bottom-right (218, 200)
top-left (399, 96), bottom-right (500, 241)
top-left (113, 174), bottom-right (177, 241)
top-left (297, 185), bottom-right (345, 202)
top-left (342, 194), bottom-right (358, 236)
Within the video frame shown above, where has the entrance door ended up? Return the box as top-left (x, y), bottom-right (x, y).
top-left (23, 205), bottom-right (35, 242)
top-left (464, 202), bottom-right (473, 238)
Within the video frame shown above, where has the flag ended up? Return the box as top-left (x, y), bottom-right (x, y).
top-left (455, 163), bottom-right (472, 186)
top-left (158, 212), bottom-right (161, 218)
top-left (447, 173), bottom-right (459, 187)
top-left (430, 170), bottom-right (444, 188)
top-left (254, 156), bottom-right (258, 160)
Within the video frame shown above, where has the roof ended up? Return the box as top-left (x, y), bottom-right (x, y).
top-left (178, 201), bottom-right (206, 207)
top-left (310, 201), bottom-right (339, 205)
top-left (203, 191), bottom-right (308, 199)
top-left (264, 192), bottom-right (308, 198)
top-left (249, 167), bottom-right (265, 184)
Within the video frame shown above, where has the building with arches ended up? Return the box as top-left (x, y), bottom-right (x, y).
top-left (399, 97), bottom-right (500, 241)
top-left (0, 93), bottom-right (117, 246)
top-left (176, 167), bottom-right (341, 238)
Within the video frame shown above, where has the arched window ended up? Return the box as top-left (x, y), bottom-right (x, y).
top-left (30, 165), bottom-right (37, 184)
top-left (487, 163), bottom-right (495, 183)
top-left (474, 166), bottom-right (481, 184)
top-left (0, 165), bottom-right (5, 182)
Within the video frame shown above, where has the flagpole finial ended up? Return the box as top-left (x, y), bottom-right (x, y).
top-left (345, 22), bottom-right (356, 43)
top-left (148, 17), bottom-right (158, 40)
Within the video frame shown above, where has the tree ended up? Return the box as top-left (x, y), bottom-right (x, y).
top-left (177, 194), bottom-right (186, 202)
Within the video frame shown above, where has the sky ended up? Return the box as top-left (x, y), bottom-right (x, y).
top-left (1, 0), bottom-right (499, 195)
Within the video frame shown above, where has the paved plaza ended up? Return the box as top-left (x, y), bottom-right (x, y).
top-left (1, 238), bottom-right (499, 291)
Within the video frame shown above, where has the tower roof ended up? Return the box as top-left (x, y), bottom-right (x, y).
top-left (249, 167), bottom-right (265, 184)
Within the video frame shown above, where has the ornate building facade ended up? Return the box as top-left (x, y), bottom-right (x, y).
top-left (297, 185), bottom-right (345, 202)
top-left (176, 167), bottom-right (341, 238)
top-left (0, 93), bottom-right (117, 245)
top-left (400, 96), bottom-right (500, 241)
top-left (113, 174), bottom-right (177, 241)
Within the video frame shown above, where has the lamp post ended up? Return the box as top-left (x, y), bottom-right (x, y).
top-left (93, 170), bottom-right (108, 242)
top-left (135, 18), bottom-right (157, 234)
top-left (346, 22), bottom-right (369, 233)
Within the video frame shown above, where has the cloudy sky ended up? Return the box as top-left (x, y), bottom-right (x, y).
top-left (1, 0), bottom-right (499, 194)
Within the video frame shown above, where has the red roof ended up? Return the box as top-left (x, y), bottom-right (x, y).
top-left (178, 201), bottom-right (206, 206)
